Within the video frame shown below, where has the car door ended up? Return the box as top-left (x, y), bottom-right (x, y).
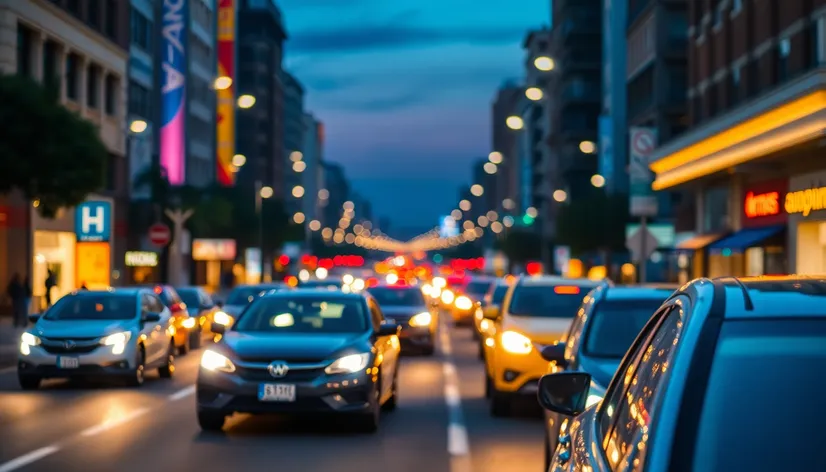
top-left (369, 300), bottom-right (398, 401)
top-left (140, 294), bottom-right (164, 364)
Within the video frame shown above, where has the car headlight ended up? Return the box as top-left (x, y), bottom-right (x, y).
top-left (500, 331), bottom-right (533, 355)
top-left (101, 331), bottom-right (132, 355)
top-left (182, 317), bottom-right (197, 329)
top-left (324, 353), bottom-right (370, 375)
top-left (213, 311), bottom-right (232, 326)
top-left (201, 349), bottom-right (236, 373)
top-left (20, 332), bottom-right (41, 356)
top-left (475, 307), bottom-right (484, 320)
top-left (455, 296), bottom-right (473, 310)
top-left (409, 312), bottom-right (432, 327)
top-left (586, 394), bottom-right (603, 408)
top-left (441, 289), bottom-right (454, 304)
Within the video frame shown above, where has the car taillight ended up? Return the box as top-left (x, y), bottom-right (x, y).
top-left (170, 302), bottom-right (185, 313)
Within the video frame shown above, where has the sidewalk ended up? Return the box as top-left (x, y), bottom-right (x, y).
top-left (0, 317), bottom-right (23, 370)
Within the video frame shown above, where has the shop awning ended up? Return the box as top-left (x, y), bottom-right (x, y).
top-left (707, 225), bottom-right (786, 252)
top-left (675, 233), bottom-right (726, 250)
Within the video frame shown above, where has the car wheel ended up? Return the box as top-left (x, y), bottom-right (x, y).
top-left (18, 374), bottom-right (41, 390)
top-left (158, 341), bottom-right (175, 378)
top-left (189, 328), bottom-right (202, 350)
top-left (490, 390), bottom-right (511, 417)
top-left (356, 384), bottom-right (381, 433)
top-left (382, 369), bottom-right (398, 412)
top-left (128, 348), bottom-right (146, 387)
top-left (197, 409), bottom-right (226, 432)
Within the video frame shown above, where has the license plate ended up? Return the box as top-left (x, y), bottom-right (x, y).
top-left (57, 357), bottom-right (79, 369)
top-left (258, 383), bottom-right (296, 402)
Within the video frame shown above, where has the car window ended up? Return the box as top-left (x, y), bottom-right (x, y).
top-left (691, 319), bottom-right (826, 472)
top-left (165, 287), bottom-right (183, 304)
top-left (491, 284), bottom-right (510, 305)
top-left (507, 284), bottom-right (589, 317)
top-left (177, 289), bottom-right (201, 307)
top-left (368, 287), bottom-right (425, 306)
top-left (227, 287), bottom-right (268, 305)
top-left (563, 301), bottom-right (590, 359)
top-left (141, 294), bottom-right (153, 313)
top-left (465, 281), bottom-right (493, 298)
top-left (200, 291), bottom-right (213, 307)
top-left (148, 294), bottom-right (165, 313)
top-left (583, 299), bottom-right (665, 358)
top-left (44, 294), bottom-right (138, 321)
top-left (233, 296), bottom-right (368, 333)
top-left (602, 303), bottom-right (685, 471)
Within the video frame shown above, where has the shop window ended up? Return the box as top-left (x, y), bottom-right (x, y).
top-left (66, 53), bottom-right (79, 100)
top-left (104, 75), bottom-right (118, 116)
top-left (87, 63), bottom-right (100, 108)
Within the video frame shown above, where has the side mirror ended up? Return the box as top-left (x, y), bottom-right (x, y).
top-left (27, 314), bottom-right (41, 324)
top-left (482, 305), bottom-right (500, 320)
top-left (540, 343), bottom-right (567, 366)
top-left (211, 323), bottom-right (226, 335)
top-left (377, 321), bottom-right (401, 336)
top-left (142, 313), bottom-right (162, 323)
top-left (537, 372), bottom-right (592, 416)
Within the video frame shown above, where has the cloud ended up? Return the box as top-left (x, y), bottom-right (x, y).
top-left (288, 24), bottom-right (527, 54)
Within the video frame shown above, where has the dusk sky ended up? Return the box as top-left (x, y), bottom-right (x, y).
top-left (278, 0), bottom-right (549, 233)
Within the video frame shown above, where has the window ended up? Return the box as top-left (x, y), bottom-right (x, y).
top-left (66, 53), bottom-right (79, 100)
top-left (130, 7), bottom-right (152, 51)
top-left (44, 293), bottom-right (138, 321)
top-left (367, 287), bottom-right (425, 307)
top-left (16, 23), bottom-right (32, 77)
top-left (87, 64), bottom-right (100, 108)
top-left (732, 0), bottom-right (742, 14)
top-left (128, 80), bottom-right (151, 118)
top-left (67, 0), bottom-right (81, 16)
top-left (746, 59), bottom-right (760, 97)
top-left (87, 0), bottom-right (100, 29)
top-left (105, 1), bottom-right (117, 39)
top-left (778, 37), bottom-right (791, 81)
top-left (599, 305), bottom-right (684, 470)
top-left (104, 75), bottom-right (117, 116)
top-left (729, 66), bottom-right (741, 106)
top-left (368, 301), bottom-right (384, 330)
top-left (43, 41), bottom-right (58, 85)
top-left (507, 283), bottom-right (597, 318)
top-left (583, 299), bottom-right (668, 358)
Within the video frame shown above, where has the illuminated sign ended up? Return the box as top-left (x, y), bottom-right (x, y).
top-left (125, 251), bottom-right (159, 267)
top-left (744, 191), bottom-right (780, 218)
top-left (785, 186), bottom-right (826, 217)
top-left (216, 0), bottom-right (236, 186)
top-left (192, 239), bottom-right (237, 261)
top-left (160, 0), bottom-right (188, 185)
top-left (76, 242), bottom-right (111, 289)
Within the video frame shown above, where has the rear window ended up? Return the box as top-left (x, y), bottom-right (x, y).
top-left (368, 287), bottom-right (424, 306)
top-left (465, 281), bottom-right (492, 296)
top-left (690, 319), bottom-right (826, 471)
top-left (507, 284), bottom-right (588, 317)
top-left (582, 299), bottom-right (664, 358)
top-left (44, 294), bottom-right (137, 321)
top-left (492, 285), bottom-right (509, 304)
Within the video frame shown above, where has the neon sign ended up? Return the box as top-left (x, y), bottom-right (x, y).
top-left (160, 0), bottom-right (188, 185)
top-left (785, 186), bottom-right (826, 217)
top-left (744, 191), bottom-right (780, 218)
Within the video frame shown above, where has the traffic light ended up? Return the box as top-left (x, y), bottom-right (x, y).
top-left (433, 253), bottom-right (443, 263)
top-left (522, 214), bottom-right (535, 225)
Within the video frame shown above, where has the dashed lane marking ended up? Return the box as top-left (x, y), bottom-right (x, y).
top-left (168, 385), bottom-right (196, 401)
top-left (0, 446), bottom-right (60, 472)
top-left (441, 318), bottom-right (471, 467)
top-left (79, 407), bottom-right (151, 437)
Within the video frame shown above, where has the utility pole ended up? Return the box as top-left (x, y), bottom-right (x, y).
top-left (254, 180), bottom-right (265, 281)
top-left (164, 208), bottom-right (193, 286)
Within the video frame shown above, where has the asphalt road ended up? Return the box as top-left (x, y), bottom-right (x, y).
top-left (0, 319), bottom-right (543, 472)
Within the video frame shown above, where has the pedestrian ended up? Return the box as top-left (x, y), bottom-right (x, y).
top-left (44, 269), bottom-right (56, 307)
top-left (6, 273), bottom-right (26, 328)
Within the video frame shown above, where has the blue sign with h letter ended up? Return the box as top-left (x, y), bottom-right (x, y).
top-left (75, 201), bottom-right (111, 242)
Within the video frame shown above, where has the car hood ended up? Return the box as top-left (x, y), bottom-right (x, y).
top-left (222, 331), bottom-right (365, 360)
top-left (503, 315), bottom-right (573, 343)
top-left (34, 319), bottom-right (133, 339)
top-left (580, 357), bottom-right (620, 389)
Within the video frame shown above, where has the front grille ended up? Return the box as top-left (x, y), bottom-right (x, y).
top-left (236, 366), bottom-right (325, 382)
top-left (42, 344), bottom-right (100, 355)
top-left (237, 356), bottom-right (326, 364)
top-left (42, 336), bottom-right (99, 342)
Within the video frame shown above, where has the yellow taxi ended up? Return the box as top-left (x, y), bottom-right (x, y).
top-left (474, 279), bottom-right (512, 358)
top-left (483, 275), bottom-right (601, 417)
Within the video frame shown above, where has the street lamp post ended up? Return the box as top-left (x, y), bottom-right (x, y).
top-left (255, 180), bottom-right (273, 282)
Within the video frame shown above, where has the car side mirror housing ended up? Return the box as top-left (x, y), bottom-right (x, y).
top-left (215, 300), bottom-right (224, 308)
top-left (541, 343), bottom-right (567, 366)
top-left (482, 305), bottom-right (500, 320)
top-left (27, 313), bottom-right (41, 324)
top-left (537, 372), bottom-right (592, 416)
top-left (377, 321), bottom-right (401, 337)
top-left (142, 312), bottom-right (162, 323)
top-left (211, 323), bottom-right (226, 335)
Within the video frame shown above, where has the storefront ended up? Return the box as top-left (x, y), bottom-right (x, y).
top-left (191, 239), bottom-right (236, 290)
top-left (706, 179), bottom-right (788, 277)
top-left (125, 251), bottom-right (160, 283)
top-left (787, 170), bottom-right (826, 274)
top-left (672, 186), bottom-right (730, 279)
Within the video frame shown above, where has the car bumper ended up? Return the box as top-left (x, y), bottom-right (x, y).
top-left (197, 368), bottom-right (376, 415)
top-left (451, 308), bottom-right (475, 325)
top-left (398, 325), bottom-right (434, 351)
top-left (17, 343), bottom-right (140, 378)
top-left (492, 347), bottom-right (550, 394)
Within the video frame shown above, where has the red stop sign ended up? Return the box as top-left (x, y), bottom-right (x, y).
top-left (149, 223), bottom-right (171, 247)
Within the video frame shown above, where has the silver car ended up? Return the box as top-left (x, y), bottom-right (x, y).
top-left (17, 288), bottom-right (176, 390)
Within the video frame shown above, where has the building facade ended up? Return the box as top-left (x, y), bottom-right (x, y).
top-left (0, 0), bottom-right (129, 311)
top-left (322, 162), bottom-right (349, 229)
top-left (599, 0), bottom-right (628, 194)
top-left (282, 71), bottom-right (305, 215)
top-left (235, 0), bottom-right (286, 197)
top-left (648, 0), bottom-right (826, 280)
top-left (185, 0), bottom-right (217, 187)
top-left (127, 0), bottom-right (155, 200)
top-left (520, 29), bottom-right (552, 222)
top-left (491, 82), bottom-right (523, 213)
top-left (301, 113), bottom-right (324, 224)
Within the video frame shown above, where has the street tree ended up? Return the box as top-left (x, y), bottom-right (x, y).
top-left (0, 74), bottom-right (108, 218)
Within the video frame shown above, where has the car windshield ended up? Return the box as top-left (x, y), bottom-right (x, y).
top-left (507, 284), bottom-right (590, 317)
top-left (44, 294), bottom-right (136, 321)
top-left (691, 319), bottom-right (826, 471)
top-left (234, 296), bottom-right (367, 333)
top-left (492, 285), bottom-right (509, 304)
top-left (368, 287), bottom-right (425, 306)
top-left (465, 281), bottom-right (492, 297)
top-left (176, 289), bottom-right (201, 307)
top-left (227, 287), bottom-right (272, 305)
top-left (582, 299), bottom-right (665, 357)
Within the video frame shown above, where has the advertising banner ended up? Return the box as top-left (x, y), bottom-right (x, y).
top-left (216, 0), bottom-right (236, 186)
top-left (160, 0), bottom-right (188, 185)
top-left (629, 127), bottom-right (658, 216)
top-left (76, 242), bottom-right (111, 289)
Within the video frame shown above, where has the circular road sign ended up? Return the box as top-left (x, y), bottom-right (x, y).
top-left (149, 223), bottom-right (171, 247)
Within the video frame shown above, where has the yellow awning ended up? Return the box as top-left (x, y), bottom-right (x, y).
top-left (675, 233), bottom-right (726, 250)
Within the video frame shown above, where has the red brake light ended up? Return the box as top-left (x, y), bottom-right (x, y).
top-left (170, 302), bottom-right (185, 312)
top-left (554, 286), bottom-right (580, 295)
top-left (153, 286), bottom-right (163, 294)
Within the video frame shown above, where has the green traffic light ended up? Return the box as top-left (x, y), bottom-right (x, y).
top-left (433, 254), bottom-right (443, 263)
top-left (522, 214), bottom-right (534, 225)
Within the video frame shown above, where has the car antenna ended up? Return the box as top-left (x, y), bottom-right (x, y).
top-left (728, 277), bottom-right (754, 311)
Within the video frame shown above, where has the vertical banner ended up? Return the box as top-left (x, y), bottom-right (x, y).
top-left (216, 0), bottom-right (236, 186)
top-left (160, 0), bottom-right (188, 185)
top-left (629, 127), bottom-right (658, 216)
top-left (598, 115), bottom-right (614, 191)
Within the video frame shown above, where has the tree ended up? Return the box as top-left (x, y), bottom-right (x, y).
top-left (0, 74), bottom-right (108, 218)
top-left (556, 191), bottom-right (629, 256)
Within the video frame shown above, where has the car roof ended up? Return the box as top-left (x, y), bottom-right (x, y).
top-left (602, 285), bottom-right (677, 301)
top-left (370, 284), bottom-right (418, 290)
top-left (69, 288), bottom-right (142, 296)
top-left (262, 289), bottom-right (362, 299)
top-left (234, 283), bottom-right (284, 289)
top-left (517, 275), bottom-right (602, 287)
top-left (715, 276), bottom-right (826, 320)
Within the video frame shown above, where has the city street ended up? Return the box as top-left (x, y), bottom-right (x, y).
top-left (0, 320), bottom-right (543, 472)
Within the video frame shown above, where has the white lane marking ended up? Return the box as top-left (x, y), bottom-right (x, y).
top-left (0, 366), bottom-right (16, 374)
top-left (79, 407), bottom-right (150, 437)
top-left (441, 319), bottom-right (471, 461)
top-left (0, 445), bottom-right (60, 472)
top-left (168, 385), bottom-right (195, 401)
top-left (447, 423), bottom-right (470, 455)
top-left (440, 323), bottom-right (452, 356)
top-left (444, 383), bottom-right (461, 407)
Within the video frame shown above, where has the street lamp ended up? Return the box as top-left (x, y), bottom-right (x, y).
top-left (292, 161), bottom-right (306, 172)
top-left (231, 154), bottom-right (246, 167)
top-left (553, 190), bottom-right (568, 203)
top-left (255, 181), bottom-right (273, 281)
top-left (129, 120), bottom-right (148, 133)
top-left (293, 212), bottom-right (306, 224)
top-left (591, 174), bottom-right (606, 188)
top-left (290, 151), bottom-right (303, 162)
top-left (318, 189), bottom-right (329, 200)
top-left (237, 94), bottom-right (256, 109)
top-left (292, 185), bottom-right (305, 198)
top-left (214, 76), bottom-right (232, 90)
top-left (459, 199), bottom-right (471, 211)
top-left (488, 151), bottom-right (503, 164)
top-left (534, 56), bottom-right (555, 71)
top-left (579, 140), bottom-right (597, 154)
top-left (483, 162), bottom-right (497, 174)
top-left (506, 116), bottom-right (524, 130)
top-left (470, 184), bottom-right (484, 197)
top-left (525, 87), bottom-right (544, 101)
